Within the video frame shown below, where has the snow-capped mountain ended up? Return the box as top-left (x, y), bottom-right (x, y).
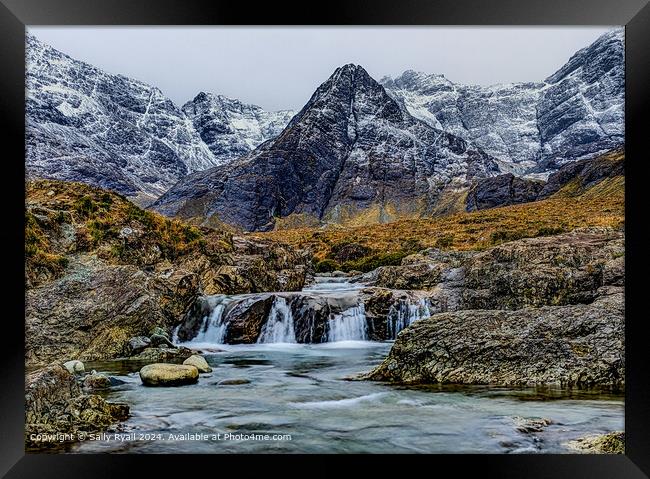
top-left (26, 34), bottom-right (220, 203)
top-left (381, 28), bottom-right (624, 177)
top-left (152, 64), bottom-right (499, 231)
top-left (26, 35), bottom-right (294, 203)
top-left (182, 92), bottom-right (295, 162)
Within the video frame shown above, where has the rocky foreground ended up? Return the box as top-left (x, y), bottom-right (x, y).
top-left (362, 227), bottom-right (624, 387)
top-left (25, 363), bottom-right (129, 449)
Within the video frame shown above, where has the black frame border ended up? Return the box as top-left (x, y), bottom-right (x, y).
top-left (1, 0), bottom-right (649, 477)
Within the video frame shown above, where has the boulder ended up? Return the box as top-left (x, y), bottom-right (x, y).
top-left (183, 354), bottom-right (212, 373)
top-left (150, 334), bottom-right (176, 348)
top-left (149, 327), bottom-right (170, 339)
top-left (82, 372), bottom-right (111, 390)
top-left (566, 432), bottom-right (625, 454)
top-left (139, 363), bottom-right (199, 386)
top-left (363, 291), bottom-right (624, 387)
top-left (63, 360), bottom-right (85, 374)
top-left (129, 346), bottom-right (193, 362)
top-left (127, 336), bottom-right (151, 356)
top-left (25, 364), bottom-right (129, 448)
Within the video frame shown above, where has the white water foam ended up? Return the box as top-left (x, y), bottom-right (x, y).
top-left (257, 296), bottom-right (296, 343)
top-left (289, 392), bottom-right (387, 409)
top-left (327, 303), bottom-right (368, 342)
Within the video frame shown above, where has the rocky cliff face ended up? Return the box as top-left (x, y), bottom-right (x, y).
top-left (381, 29), bottom-right (624, 176)
top-left (152, 64), bottom-right (499, 231)
top-left (182, 92), bottom-right (294, 161)
top-left (465, 149), bottom-right (623, 210)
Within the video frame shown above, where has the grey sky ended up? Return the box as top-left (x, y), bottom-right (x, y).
top-left (28, 26), bottom-right (616, 111)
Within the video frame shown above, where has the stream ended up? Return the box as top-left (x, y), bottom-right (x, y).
top-left (71, 276), bottom-right (624, 454)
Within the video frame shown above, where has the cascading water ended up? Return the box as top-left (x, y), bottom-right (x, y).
top-left (387, 298), bottom-right (432, 339)
top-left (177, 276), bottom-right (433, 345)
top-left (327, 303), bottom-right (368, 341)
top-left (257, 297), bottom-right (296, 343)
top-left (191, 296), bottom-right (231, 344)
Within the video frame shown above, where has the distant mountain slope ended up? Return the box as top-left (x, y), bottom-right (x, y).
top-left (381, 28), bottom-right (624, 176)
top-left (151, 64), bottom-right (499, 231)
top-left (182, 92), bottom-right (295, 162)
top-left (25, 35), bottom-right (294, 204)
top-left (26, 35), bottom-right (220, 203)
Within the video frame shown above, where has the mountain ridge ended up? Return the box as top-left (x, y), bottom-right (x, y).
top-left (25, 34), bottom-right (294, 204)
top-left (380, 28), bottom-right (624, 176)
top-left (151, 63), bottom-right (500, 231)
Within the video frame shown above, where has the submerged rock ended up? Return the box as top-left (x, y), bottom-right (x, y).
top-left (363, 290), bottom-right (624, 387)
top-left (139, 363), bottom-right (199, 387)
top-left (217, 378), bottom-right (251, 385)
top-left (183, 354), bottom-right (212, 373)
top-left (25, 364), bottom-right (129, 448)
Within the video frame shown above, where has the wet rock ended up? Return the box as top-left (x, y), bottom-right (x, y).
top-left (218, 378), bottom-right (251, 385)
top-left (127, 336), bottom-right (151, 356)
top-left (223, 295), bottom-right (275, 344)
top-left (130, 346), bottom-right (193, 362)
top-left (63, 360), bottom-right (85, 375)
top-left (364, 291), bottom-right (624, 387)
top-left (82, 372), bottom-right (111, 390)
top-left (139, 363), bottom-right (199, 387)
top-left (514, 417), bottom-right (554, 433)
top-left (25, 364), bottom-right (129, 448)
top-left (149, 327), bottom-right (169, 339)
top-left (150, 334), bottom-right (176, 348)
top-left (183, 354), bottom-right (212, 373)
top-left (566, 431), bottom-right (625, 454)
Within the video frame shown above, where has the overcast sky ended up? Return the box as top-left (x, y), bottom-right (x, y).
top-left (28, 26), bottom-right (617, 111)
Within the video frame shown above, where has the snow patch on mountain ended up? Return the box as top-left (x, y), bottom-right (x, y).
top-left (381, 28), bottom-right (624, 175)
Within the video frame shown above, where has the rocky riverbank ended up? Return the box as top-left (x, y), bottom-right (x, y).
top-left (362, 227), bottom-right (625, 387)
top-left (25, 180), bottom-right (310, 367)
top-left (25, 363), bottom-right (129, 449)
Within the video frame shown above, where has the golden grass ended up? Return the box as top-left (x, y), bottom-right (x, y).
top-left (25, 179), bottom-right (233, 285)
top-left (253, 175), bottom-right (624, 266)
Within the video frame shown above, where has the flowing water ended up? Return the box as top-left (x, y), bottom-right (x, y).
top-left (72, 277), bottom-right (623, 454)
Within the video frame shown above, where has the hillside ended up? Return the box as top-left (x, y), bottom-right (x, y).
top-left (254, 154), bottom-right (624, 273)
top-left (25, 179), bottom-right (309, 366)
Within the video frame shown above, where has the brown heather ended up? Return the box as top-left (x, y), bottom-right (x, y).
top-left (254, 175), bottom-right (624, 272)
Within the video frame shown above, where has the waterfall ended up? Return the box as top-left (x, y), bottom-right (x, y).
top-left (387, 298), bottom-right (431, 339)
top-left (257, 297), bottom-right (296, 343)
top-left (191, 297), bottom-right (230, 344)
top-left (327, 303), bottom-right (368, 341)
